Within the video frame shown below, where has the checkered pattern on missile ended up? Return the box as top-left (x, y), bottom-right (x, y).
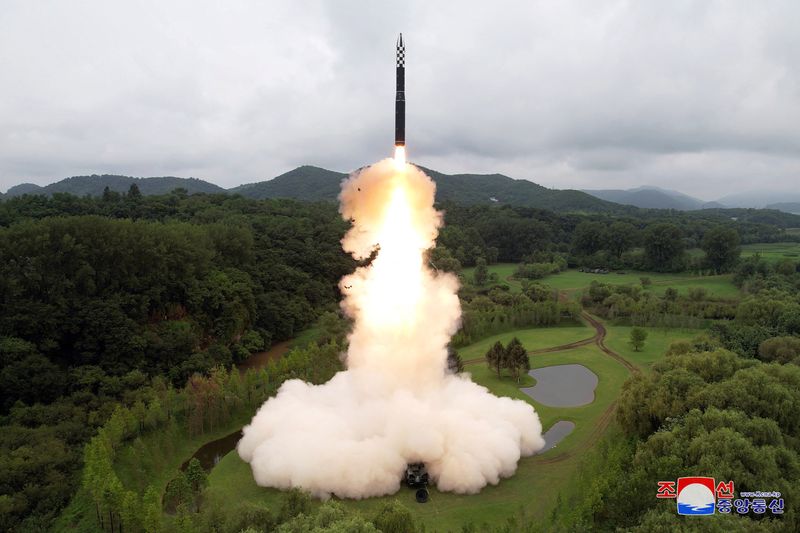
top-left (397, 45), bottom-right (404, 67)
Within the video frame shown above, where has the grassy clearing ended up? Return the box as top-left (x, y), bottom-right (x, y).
top-left (457, 325), bottom-right (594, 360)
top-left (603, 326), bottom-right (704, 371)
top-left (741, 242), bottom-right (800, 263)
top-left (291, 326), bottom-right (322, 348)
top-left (461, 264), bottom-right (740, 300)
top-left (206, 344), bottom-right (630, 532)
top-left (538, 268), bottom-right (738, 299)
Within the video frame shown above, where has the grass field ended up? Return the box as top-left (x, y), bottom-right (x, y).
top-left (741, 242), bottom-right (800, 263)
top-left (541, 269), bottom-right (738, 299)
top-left (603, 326), bottom-right (703, 371)
top-left (205, 344), bottom-right (631, 532)
top-left (456, 324), bottom-right (594, 360)
top-left (462, 264), bottom-right (739, 299)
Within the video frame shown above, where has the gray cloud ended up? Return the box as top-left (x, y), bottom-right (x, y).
top-left (1, 0), bottom-right (798, 199)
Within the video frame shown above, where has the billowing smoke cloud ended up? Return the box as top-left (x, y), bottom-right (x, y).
top-left (237, 159), bottom-right (544, 498)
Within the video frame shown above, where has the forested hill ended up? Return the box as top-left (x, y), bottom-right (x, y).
top-left (9, 167), bottom-right (800, 218)
top-left (230, 165), bottom-right (347, 201)
top-left (5, 174), bottom-right (225, 197)
top-left (208, 165), bottom-right (623, 213)
top-left (417, 166), bottom-right (618, 212)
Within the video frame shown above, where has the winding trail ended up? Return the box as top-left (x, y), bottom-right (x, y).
top-left (463, 295), bottom-right (639, 464)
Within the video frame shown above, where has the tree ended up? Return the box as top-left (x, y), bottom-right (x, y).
top-left (279, 489), bottom-right (312, 522)
top-left (702, 226), bottom-right (741, 273)
top-left (428, 246), bottom-right (462, 273)
top-left (473, 257), bottom-right (488, 286)
top-left (164, 472), bottom-right (192, 511)
top-left (758, 336), bottom-right (800, 364)
top-left (185, 458), bottom-right (208, 501)
top-left (629, 327), bottom-right (648, 352)
top-left (142, 486), bottom-right (163, 533)
top-left (604, 221), bottom-right (638, 258)
top-left (127, 183), bottom-right (142, 199)
top-left (486, 341), bottom-right (505, 377)
top-left (446, 346), bottom-right (464, 374)
top-left (504, 337), bottom-right (529, 382)
top-left (643, 223), bottom-right (685, 272)
top-left (572, 221), bottom-right (605, 256)
top-left (120, 490), bottom-right (142, 533)
top-left (372, 501), bottom-right (418, 533)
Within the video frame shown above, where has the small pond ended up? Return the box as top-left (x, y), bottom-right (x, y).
top-left (521, 364), bottom-right (598, 407)
top-left (537, 421), bottom-right (575, 454)
top-left (181, 430), bottom-right (242, 471)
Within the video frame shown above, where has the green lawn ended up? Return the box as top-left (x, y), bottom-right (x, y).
top-left (603, 326), bottom-right (704, 371)
top-left (206, 344), bottom-right (631, 532)
top-left (457, 325), bottom-right (594, 360)
top-left (741, 242), bottom-right (800, 263)
top-left (461, 264), bottom-right (741, 300)
top-left (538, 269), bottom-right (738, 299)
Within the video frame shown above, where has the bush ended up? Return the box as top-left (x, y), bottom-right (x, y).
top-left (758, 336), bottom-right (800, 364)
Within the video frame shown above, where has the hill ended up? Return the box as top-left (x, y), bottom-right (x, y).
top-left (583, 186), bottom-right (705, 210)
top-left (766, 202), bottom-right (800, 215)
top-left (230, 166), bottom-right (347, 201)
top-left (4, 174), bottom-right (225, 197)
top-left (232, 165), bottom-right (620, 212)
top-left (6, 183), bottom-right (45, 196)
top-left (717, 190), bottom-right (800, 209)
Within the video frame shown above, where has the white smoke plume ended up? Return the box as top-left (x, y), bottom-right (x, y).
top-left (237, 158), bottom-right (544, 498)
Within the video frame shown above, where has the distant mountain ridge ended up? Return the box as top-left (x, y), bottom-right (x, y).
top-left (583, 186), bottom-right (706, 210)
top-left (767, 202), bottom-right (800, 215)
top-left (5, 168), bottom-right (800, 216)
top-left (4, 174), bottom-right (225, 197)
top-left (719, 190), bottom-right (800, 209)
top-left (229, 165), bottom-right (620, 212)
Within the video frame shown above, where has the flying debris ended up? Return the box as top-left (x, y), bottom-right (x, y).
top-left (395, 33), bottom-right (405, 148)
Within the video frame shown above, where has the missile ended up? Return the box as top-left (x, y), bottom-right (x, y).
top-left (395, 33), bottom-right (405, 147)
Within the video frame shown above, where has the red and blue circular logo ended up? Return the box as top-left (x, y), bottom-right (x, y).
top-left (677, 477), bottom-right (716, 515)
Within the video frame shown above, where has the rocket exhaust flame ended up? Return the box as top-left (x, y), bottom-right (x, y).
top-left (237, 160), bottom-right (544, 498)
top-left (393, 145), bottom-right (406, 167)
top-left (236, 34), bottom-right (543, 500)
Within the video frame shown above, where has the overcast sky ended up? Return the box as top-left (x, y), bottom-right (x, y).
top-left (1, 1), bottom-right (798, 199)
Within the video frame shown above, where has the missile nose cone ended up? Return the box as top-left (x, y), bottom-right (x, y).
top-left (397, 33), bottom-right (403, 47)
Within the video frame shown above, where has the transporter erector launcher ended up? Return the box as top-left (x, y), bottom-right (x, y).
top-left (395, 33), bottom-right (405, 147)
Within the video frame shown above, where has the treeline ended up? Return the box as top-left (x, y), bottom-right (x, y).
top-left (436, 201), bottom-right (799, 268)
top-left (711, 255), bottom-right (800, 358)
top-left (453, 284), bottom-right (580, 346)
top-left (582, 280), bottom-right (737, 328)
